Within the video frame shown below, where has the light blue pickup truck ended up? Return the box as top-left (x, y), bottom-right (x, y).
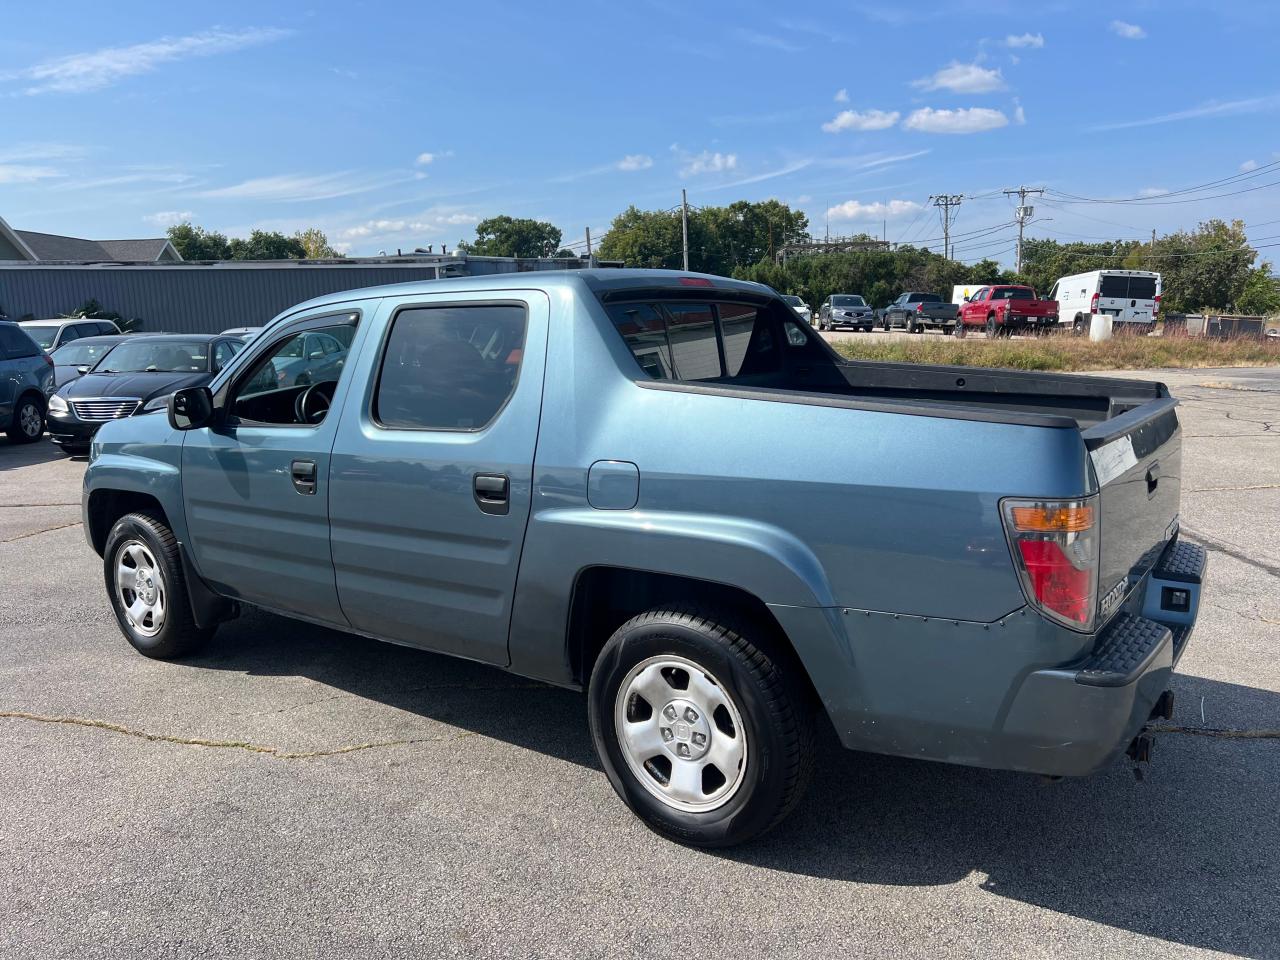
top-left (83, 270), bottom-right (1204, 846)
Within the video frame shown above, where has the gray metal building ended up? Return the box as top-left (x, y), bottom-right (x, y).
top-left (0, 255), bottom-right (615, 334)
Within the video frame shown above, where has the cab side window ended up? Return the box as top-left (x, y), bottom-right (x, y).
top-left (231, 316), bottom-right (356, 426)
top-left (374, 304), bottom-right (527, 431)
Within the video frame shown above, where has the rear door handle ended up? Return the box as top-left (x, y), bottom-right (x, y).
top-left (473, 473), bottom-right (509, 516)
top-left (291, 459), bottom-right (317, 495)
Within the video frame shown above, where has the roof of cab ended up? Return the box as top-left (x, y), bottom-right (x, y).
top-left (278, 268), bottom-right (774, 318)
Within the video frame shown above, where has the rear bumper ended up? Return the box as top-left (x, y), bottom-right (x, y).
top-left (774, 540), bottom-right (1206, 778)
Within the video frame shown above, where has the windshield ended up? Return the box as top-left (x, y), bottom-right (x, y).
top-left (991, 287), bottom-right (1035, 301)
top-left (782, 296), bottom-right (805, 307)
top-left (95, 341), bottom-right (210, 373)
top-left (51, 340), bottom-right (118, 366)
top-left (832, 295), bottom-right (866, 307)
top-left (907, 293), bottom-right (941, 303)
top-left (22, 325), bottom-right (59, 350)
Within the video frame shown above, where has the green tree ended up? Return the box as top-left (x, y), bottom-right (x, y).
top-left (1137, 219), bottom-right (1256, 313)
top-left (458, 216), bottom-right (564, 258)
top-left (598, 200), bottom-right (810, 276)
top-left (293, 227), bottom-right (344, 259)
top-left (1235, 264), bottom-right (1280, 316)
top-left (227, 230), bottom-right (307, 261)
top-left (166, 222), bottom-right (231, 260)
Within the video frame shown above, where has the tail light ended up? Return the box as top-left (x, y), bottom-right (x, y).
top-left (1154, 294), bottom-right (1161, 315)
top-left (1090, 292), bottom-right (1099, 313)
top-left (43, 353), bottom-right (54, 367)
top-left (916, 303), bottom-right (924, 312)
top-left (1001, 497), bottom-right (1100, 631)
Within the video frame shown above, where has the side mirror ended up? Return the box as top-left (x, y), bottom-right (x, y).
top-left (76, 365), bottom-right (90, 375)
top-left (169, 386), bottom-right (215, 431)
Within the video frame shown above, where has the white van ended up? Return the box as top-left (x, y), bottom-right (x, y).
top-left (1048, 270), bottom-right (1161, 332)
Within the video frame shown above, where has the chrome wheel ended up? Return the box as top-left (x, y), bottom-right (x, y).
top-left (18, 401), bottom-right (41, 438)
top-left (114, 540), bottom-right (166, 638)
top-left (614, 655), bottom-right (747, 813)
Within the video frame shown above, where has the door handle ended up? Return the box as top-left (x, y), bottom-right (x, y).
top-left (291, 459), bottom-right (317, 495)
top-left (473, 473), bottom-right (509, 516)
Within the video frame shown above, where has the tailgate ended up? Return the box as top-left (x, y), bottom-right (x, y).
top-left (1082, 397), bottom-right (1181, 622)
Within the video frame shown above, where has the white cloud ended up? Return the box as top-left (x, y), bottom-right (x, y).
top-left (617, 154), bottom-right (654, 171)
top-left (0, 164), bottom-right (63, 184)
top-left (827, 199), bottom-right (924, 221)
top-left (822, 109), bottom-right (900, 132)
top-left (6, 27), bottom-right (291, 95)
top-left (1138, 188), bottom-right (1168, 198)
top-left (903, 107), bottom-right (1009, 134)
top-left (700, 159), bottom-right (813, 191)
top-left (415, 153), bottom-right (436, 166)
top-left (1089, 93), bottom-right (1280, 131)
top-left (1240, 159), bottom-right (1259, 172)
top-left (834, 88), bottom-right (849, 103)
top-left (681, 151), bottom-right (738, 176)
top-left (1013, 99), bottom-right (1026, 125)
top-left (913, 61), bottom-right (1005, 93)
top-left (1005, 33), bottom-right (1044, 48)
top-left (734, 28), bottom-right (801, 53)
top-left (340, 211), bottom-right (480, 241)
top-left (0, 143), bottom-right (84, 163)
top-left (1109, 20), bottom-right (1147, 40)
top-left (143, 210), bottom-right (194, 227)
top-left (199, 171), bottom-right (410, 202)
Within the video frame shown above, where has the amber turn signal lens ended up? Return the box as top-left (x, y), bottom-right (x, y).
top-left (1010, 505), bottom-right (1095, 533)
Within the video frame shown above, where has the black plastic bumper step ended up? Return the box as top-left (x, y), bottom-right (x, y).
top-left (1075, 614), bottom-right (1172, 687)
top-left (1152, 541), bottom-right (1207, 584)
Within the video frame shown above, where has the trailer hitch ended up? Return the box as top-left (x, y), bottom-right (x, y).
top-left (1128, 691), bottom-right (1175, 781)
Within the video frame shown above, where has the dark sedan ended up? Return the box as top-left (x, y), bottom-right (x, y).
top-left (46, 335), bottom-right (245, 453)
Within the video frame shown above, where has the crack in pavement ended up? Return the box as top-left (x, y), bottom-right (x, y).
top-left (228, 681), bottom-right (554, 718)
top-left (1186, 484), bottom-right (1280, 492)
top-left (0, 711), bottom-right (475, 759)
top-left (1, 521), bottom-right (83, 544)
top-left (0, 503), bottom-right (81, 508)
top-left (1181, 528), bottom-right (1280, 580)
top-left (1151, 724), bottom-right (1280, 740)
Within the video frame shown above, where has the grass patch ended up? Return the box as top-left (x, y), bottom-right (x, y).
top-left (830, 332), bottom-right (1280, 371)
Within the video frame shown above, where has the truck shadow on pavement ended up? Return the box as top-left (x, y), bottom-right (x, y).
top-left (199, 610), bottom-right (1277, 958)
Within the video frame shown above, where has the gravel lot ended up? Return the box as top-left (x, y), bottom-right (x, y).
top-left (1, 368), bottom-right (1277, 959)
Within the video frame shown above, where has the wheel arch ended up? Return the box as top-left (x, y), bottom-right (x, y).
top-left (86, 489), bottom-right (169, 556)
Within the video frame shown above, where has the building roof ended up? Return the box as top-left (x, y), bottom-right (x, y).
top-left (12, 230), bottom-right (180, 263)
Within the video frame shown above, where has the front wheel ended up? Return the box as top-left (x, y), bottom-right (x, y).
top-left (588, 606), bottom-right (815, 848)
top-left (104, 512), bottom-right (213, 659)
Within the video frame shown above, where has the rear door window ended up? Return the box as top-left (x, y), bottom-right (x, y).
top-left (1127, 276), bottom-right (1157, 299)
top-left (1099, 275), bottom-right (1128, 298)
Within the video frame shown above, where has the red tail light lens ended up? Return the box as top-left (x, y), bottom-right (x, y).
top-left (1090, 292), bottom-right (1099, 313)
top-left (1002, 497), bottom-right (1100, 631)
top-left (1015, 540), bottom-right (1094, 624)
top-left (43, 354), bottom-right (55, 367)
top-left (1154, 294), bottom-right (1161, 314)
top-left (916, 302), bottom-right (924, 312)
top-left (678, 277), bottom-right (714, 287)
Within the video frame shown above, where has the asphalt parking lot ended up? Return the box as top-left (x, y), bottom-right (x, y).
top-left (1, 367), bottom-right (1277, 959)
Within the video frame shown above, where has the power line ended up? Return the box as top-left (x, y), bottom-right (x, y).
top-left (1003, 185), bottom-right (1044, 272)
top-left (1047, 158), bottom-right (1280, 205)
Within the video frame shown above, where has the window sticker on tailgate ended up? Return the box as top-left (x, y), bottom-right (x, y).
top-left (1090, 435), bottom-right (1139, 486)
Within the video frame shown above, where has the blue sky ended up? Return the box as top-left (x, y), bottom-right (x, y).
top-left (1, 1), bottom-right (1277, 265)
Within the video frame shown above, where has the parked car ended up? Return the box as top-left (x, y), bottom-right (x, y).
top-left (0, 322), bottom-right (55, 443)
top-left (958, 285), bottom-right (1059, 337)
top-left (49, 335), bottom-right (129, 388)
top-left (83, 269), bottom-right (1202, 848)
top-left (1048, 270), bottom-right (1161, 334)
top-left (818, 294), bottom-right (874, 331)
top-left (881, 292), bottom-right (960, 333)
top-left (221, 326), bottom-right (264, 341)
top-left (19, 318), bottom-right (122, 353)
top-left (46, 334), bottom-right (245, 453)
top-left (780, 296), bottom-right (812, 324)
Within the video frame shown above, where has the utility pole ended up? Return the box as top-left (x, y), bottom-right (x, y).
top-left (681, 189), bottom-right (690, 271)
top-left (585, 226), bottom-right (593, 267)
top-left (1003, 185), bottom-right (1044, 274)
top-left (928, 194), bottom-right (964, 259)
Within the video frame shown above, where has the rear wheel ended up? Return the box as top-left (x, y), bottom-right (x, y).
top-left (104, 512), bottom-right (213, 659)
top-left (588, 605), bottom-right (815, 848)
top-left (6, 395), bottom-right (44, 443)
top-left (986, 314), bottom-right (998, 339)
top-left (1073, 314), bottom-right (1088, 336)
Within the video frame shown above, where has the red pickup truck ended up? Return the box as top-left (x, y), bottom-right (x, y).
top-left (959, 285), bottom-right (1059, 337)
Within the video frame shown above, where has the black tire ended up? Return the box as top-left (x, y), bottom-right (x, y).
top-left (103, 511), bottom-right (213, 659)
top-left (6, 393), bottom-right (44, 443)
top-left (986, 314), bottom-right (999, 339)
top-left (588, 605), bottom-right (815, 848)
top-left (1073, 315), bottom-right (1087, 336)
